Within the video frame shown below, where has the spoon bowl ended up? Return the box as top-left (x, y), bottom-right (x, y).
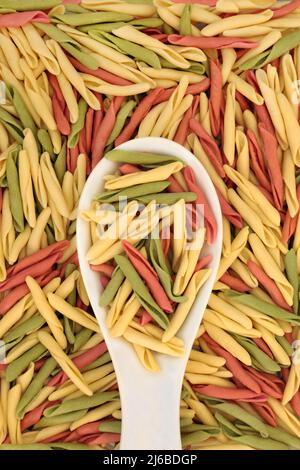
top-left (77, 137), bottom-right (222, 450)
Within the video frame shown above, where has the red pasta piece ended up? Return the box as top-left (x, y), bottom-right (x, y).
top-left (115, 88), bottom-right (164, 145)
top-left (247, 260), bottom-right (292, 311)
top-left (48, 342), bottom-right (108, 387)
top-left (153, 80), bottom-right (210, 106)
top-left (90, 263), bottom-right (115, 277)
top-left (243, 365), bottom-right (283, 399)
top-left (140, 309), bottom-right (152, 326)
top-left (84, 433), bottom-right (121, 445)
top-left (92, 96), bottom-right (124, 168)
top-left (75, 421), bottom-right (102, 436)
top-left (253, 338), bottom-right (274, 359)
top-left (259, 123), bottom-right (284, 210)
top-left (252, 403), bottom-right (277, 427)
top-left (7, 241), bottom-right (69, 276)
top-left (189, 118), bottom-right (225, 178)
top-left (167, 175), bottom-right (184, 193)
top-left (282, 212), bottom-right (297, 244)
top-left (245, 71), bottom-right (274, 133)
top-left (67, 145), bottom-right (79, 173)
top-left (183, 166), bottom-right (218, 244)
top-left (209, 59), bottom-right (222, 137)
top-left (21, 400), bottom-right (60, 432)
top-left (119, 163), bottom-right (140, 174)
top-left (0, 11), bottom-right (49, 27)
top-left (63, 430), bottom-right (81, 442)
top-left (52, 94), bottom-right (70, 136)
top-left (100, 275), bottom-right (110, 288)
top-left (79, 127), bottom-right (87, 155)
top-left (194, 255), bottom-right (212, 272)
top-left (0, 270), bottom-right (60, 316)
top-left (85, 107), bottom-right (94, 155)
top-left (193, 385), bottom-right (267, 402)
top-left (174, 95), bottom-right (199, 145)
top-left (272, 0), bottom-right (300, 18)
top-left (122, 240), bottom-right (173, 313)
top-left (203, 333), bottom-right (261, 393)
top-left (235, 91), bottom-right (249, 112)
top-left (41, 431), bottom-right (71, 443)
top-left (68, 56), bottom-right (132, 86)
top-left (160, 225), bottom-right (171, 258)
top-left (215, 188), bottom-right (243, 228)
top-left (219, 272), bottom-right (250, 292)
top-left (247, 129), bottom-right (272, 193)
top-left (168, 34), bottom-right (258, 49)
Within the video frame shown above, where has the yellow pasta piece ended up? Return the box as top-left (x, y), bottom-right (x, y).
top-left (189, 350), bottom-right (226, 368)
top-left (82, 0), bottom-right (156, 16)
top-left (234, 30), bottom-right (282, 69)
top-left (268, 397), bottom-right (300, 438)
top-left (110, 294), bottom-right (141, 337)
top-left (7, 384), bottom-right (22, 445)
top-left (277, 92), bottom-right (300, 166)
top-left (0, 31), bottom-right (24, 80)
top-left (47, 39), bottom-right (100, 110)
top-left (204, 309), bottom-right (260, 338)
top-left (124, 326), bottom-right (184, 357)
top-left (201, 10), bottom-right (273, 36)
top-left (163, 269), bottom-right (211, 342)
top-left (185, 361), bottom-right (219, 375)
top-left (38, 331), bottom-right (93, 396)
top-left (185, 372), bottom-right (234, 387)
top-left (105, 161), bottom-right (183, 190)
top-left (216, 0), bottom-right (274, 13)
top-left (217, 226), bottom-right (249, 279)
top-left (0, 294), bottom-right (32, 339)
top-left (231, 259), bottom-right (258, 288)
top-left (203, 321), bottom-right (252, 365)
top-left (16, 363), bottom-right (35, 393)
top-left (70, 400), bottom-right (121, 431)
top-left (26, 276), bottom-right (67, 349)
top-left (133, 344), bottom-right (160, 372)
top-left (208, 292), bottom-right (252, 329)
top-left (8, 26), bottom-right (39, 70)
top-left (228, 71), bottom-right (264, 105)
top-left (22, 23), bottom-right (60, 75)
top-left (40, 152), bottom-right (70, 218)
top-left (256, 67), bottom-right (288, 150)
top-left (223, 83), bottom-right (236, 165)
top-left (283, 149), bottom-right (299, 217)
top-left (281, 53), bottom-right (298, 117)
top-left (113, 25), bottom-right (189, 69)
top-left (248, 233), bottom-right (293, 305)
top-left (47, 293), bottom-right (100, 333)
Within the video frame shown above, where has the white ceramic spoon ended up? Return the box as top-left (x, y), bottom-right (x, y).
top-left (77, 137), bottom-right (222, 450)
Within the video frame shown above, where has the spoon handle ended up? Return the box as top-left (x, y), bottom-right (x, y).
top-left (119, 374), bottom-right (182, 450)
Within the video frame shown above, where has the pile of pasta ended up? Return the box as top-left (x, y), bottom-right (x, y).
top-left (0, 0), bottom-right (300, 451)
top-left (84, 149), bottom-right (214, 364)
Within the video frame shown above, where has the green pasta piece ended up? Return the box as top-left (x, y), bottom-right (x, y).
top-left (45, 224), bottom-right (55, 245)
top-left (181, 430), bottom-right (214, 447)
top-left (105, 149), bottom-right (181, 165)
top-left (114, 254), bottom-right (169, 329)
top-left (52, 12), bottom-right (133, 26)
top-left (2, 337), bottom-right (23, 353)
top-left (34, 409), bottom-right (87, 428)
top-left (107, 100), bottom-right (136, 145)
top-left (3, 315), bottom-right (46, 343)
top-left (38, 129), bottom-right (55, 160)
top-left (0, 444), bottom-right (52, 450)
top-left (275, 334), bottom-right (294, 357)
top-left (223, 429), bottom-right (289, 450)
top-left (64, 316), bottom-right (75, 345)
top-left (181, 424), bottom-right (220, 434)
top-left (0, 107), bottom-right (23, 143)
top-left (163, 23), bottom-right (174, 35)
top-left (72, 328), bottom-right (93, 353)
top-left (6, 146), bottom-right (24, 233)
top-left (95, 181), bottom-right (170, 203)
top-left (285, 249), bottom-right (298, 315)
top-left (214, 412), bottom-right (243, 435)
top-left (149, 238), bottom-right (186, 303)
top-left (129, 18), bottom-right (164, 28)
top-left (11, 88), bottom-right (37, 137)
top-left (82, 351), bottom-right (111, 371)
top-left (99, 268), bottom-right (125, 307)
top-left (210, 402), bottom-right (268, 437)
top-left (138, 192), bottom-right (197, 204)
top-left (36, 23), bottom-right (99, 71)
top-left (64, 4), bottom-right (90, 13)
top-left (97, 32), bottom-right (161, 69)
top-left (179, 4), bottom-right (192, 36)
top-left (224, 290), bottom-right (300, 326)
top-left (16, 357), bottom-right (57, 418)
top-left (44, 391), bottom-right (119, 417)
top-left (6, 344), bottom-right (47, 383)
top-left (50, 443), bottom-right (92, 450)
top-left (68, 220), bottom-right (77, 236)
top-left (232, 334), bottom-right (281, 373)
top-left (0, 0), bottom-right (60, 11)
top-left (241, 30), bottom-right (300, 71)
top-left (68, 98), bottom-right (88, 149)
top-left (80, 23), bottom-right (126, 33)
top-left (54, 138), bottom-right (67, 185)
top-left (180, 418), bottom-right (194, 427)
top-left (264, 424), bottom-right (300, 449)
top-left (98, 421), bottom-right (121, 433)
